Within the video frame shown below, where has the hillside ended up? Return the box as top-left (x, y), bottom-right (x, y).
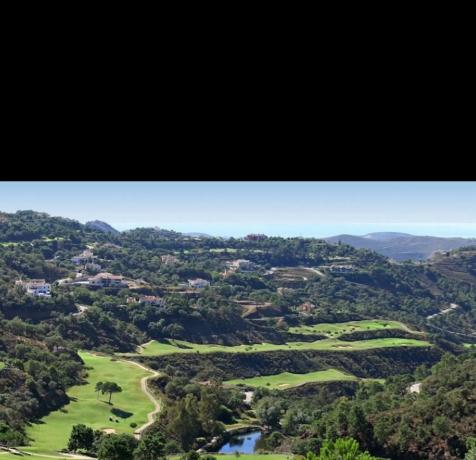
top-left (325, 232), bottom-right (476, 261)
top-left (1, 210), bottom-right (476, 459)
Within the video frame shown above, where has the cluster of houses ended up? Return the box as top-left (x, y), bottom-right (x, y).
top-left (15, 279), bottom-right (51, 297)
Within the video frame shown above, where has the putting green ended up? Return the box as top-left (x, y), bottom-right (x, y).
top-left (288, 319), bottom-right (413, 337)
top-left (135, 337), bottom-right (430, 357)
top-left (23, 352), bottom-right (154, 454)
top-left (225, 369), bottom-right (358, 389)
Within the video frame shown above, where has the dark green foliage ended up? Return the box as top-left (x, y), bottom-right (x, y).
top-left (67, 424), bottom-right (94, 452)
top-left (97, 433), bottom-right (138, 460)
top-left (133, 431), bottom-right (166, 460)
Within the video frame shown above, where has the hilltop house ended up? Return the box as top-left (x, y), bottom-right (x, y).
top-left (188, 278), bottom-right (210, 289)
top-left (227, 259), bottom-right (255, 271)
top-left (88, 272), bottom-right (128, 288)
top-left (16, 279), bottom-right (51, 297)
top-left (71, 250), bottom-right (96, 265)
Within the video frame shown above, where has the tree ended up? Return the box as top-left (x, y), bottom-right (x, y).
top-left (133, 432), bottom-right (166, 460)
top-left (101, 381), bottom-right (123, 404)
top-left (68, 424), bottom-right (94, 452)
top-left (307, 437), bottom-right (378, 460)
top-left (255, 397), bottom-right (286, 429)
top-left (98, 433), bottom-right (138, 460)
top-left (95, 381), bottom-right (104, 400)
top-left (466, 438), bottom-right (476, 460)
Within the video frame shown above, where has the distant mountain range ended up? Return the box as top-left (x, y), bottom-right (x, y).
top-left (324, 232), bottom-right (476, 260)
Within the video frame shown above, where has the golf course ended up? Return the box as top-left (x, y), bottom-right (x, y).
top-left (288, 319), bottom-right (415, 337)
top-left (22, 352), bottom-right (155, 456)
top-left (135, 336), bottom-right (430, 357)
top-left (225, 368), bottom-right (361, 389)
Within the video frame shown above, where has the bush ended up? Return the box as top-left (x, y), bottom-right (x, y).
top-left (130, 422), bottom-right (137, 428)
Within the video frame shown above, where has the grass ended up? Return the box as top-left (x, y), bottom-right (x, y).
top-left (0, 454), bottom-right (71, 460)
top-left (23, 352), bottom-right (154, 454)
top-left (225, 368), bottom-right (358, 389)
top-left (135, 337), bottom-right (430, 357)
top-left (288, 319), bottom-right (413, 337)
top-left (464, 343), bottom-right (476, 349)
top-left (0, 361), bottom-right (4, 370)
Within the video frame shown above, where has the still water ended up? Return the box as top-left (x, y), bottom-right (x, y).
top-left (218, 430), bottom-right (262, 454)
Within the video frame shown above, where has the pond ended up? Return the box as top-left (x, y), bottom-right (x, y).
top-left (218, 430), bottom-right (262, 454)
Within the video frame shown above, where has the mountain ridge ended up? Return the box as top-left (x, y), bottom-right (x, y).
top-left (325, 233), bottom-right (476, 260)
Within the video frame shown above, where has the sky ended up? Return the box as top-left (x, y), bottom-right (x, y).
top-left (0, 181), bottom-right (475, 238)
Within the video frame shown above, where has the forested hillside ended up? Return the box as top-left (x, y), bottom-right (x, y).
top-left (1, 210), bottom-right (476, 459)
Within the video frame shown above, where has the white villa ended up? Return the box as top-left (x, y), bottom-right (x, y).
top-left (188, 278), bottom-right (210, 289)
top-left (16, 279), bottom-right (51, 297)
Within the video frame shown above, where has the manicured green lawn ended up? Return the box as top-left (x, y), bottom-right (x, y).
top-left (23, 352), bottom-right (154, 454)
top-left (135, 337), bottom-right (430, 357)
top-left (0, 454), bottom-right (70, 460)
top-left (288, 319), bottom-right (413, 337)
top-left (225, 368), bottom-right (358, 389)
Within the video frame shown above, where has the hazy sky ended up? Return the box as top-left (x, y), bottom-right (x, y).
top-left (0, 182), bottom-right (475, 237)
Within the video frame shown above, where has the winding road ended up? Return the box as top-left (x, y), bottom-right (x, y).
top-left (125, 360), bottom-right (161, 438)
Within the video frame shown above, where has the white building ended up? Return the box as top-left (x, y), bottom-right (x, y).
top-left (88, 272), bottom-right (128, 288)
top-left (188, 278), bottom-right (210, 289)
top-left (16, 279), bottom-right (51, 297)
